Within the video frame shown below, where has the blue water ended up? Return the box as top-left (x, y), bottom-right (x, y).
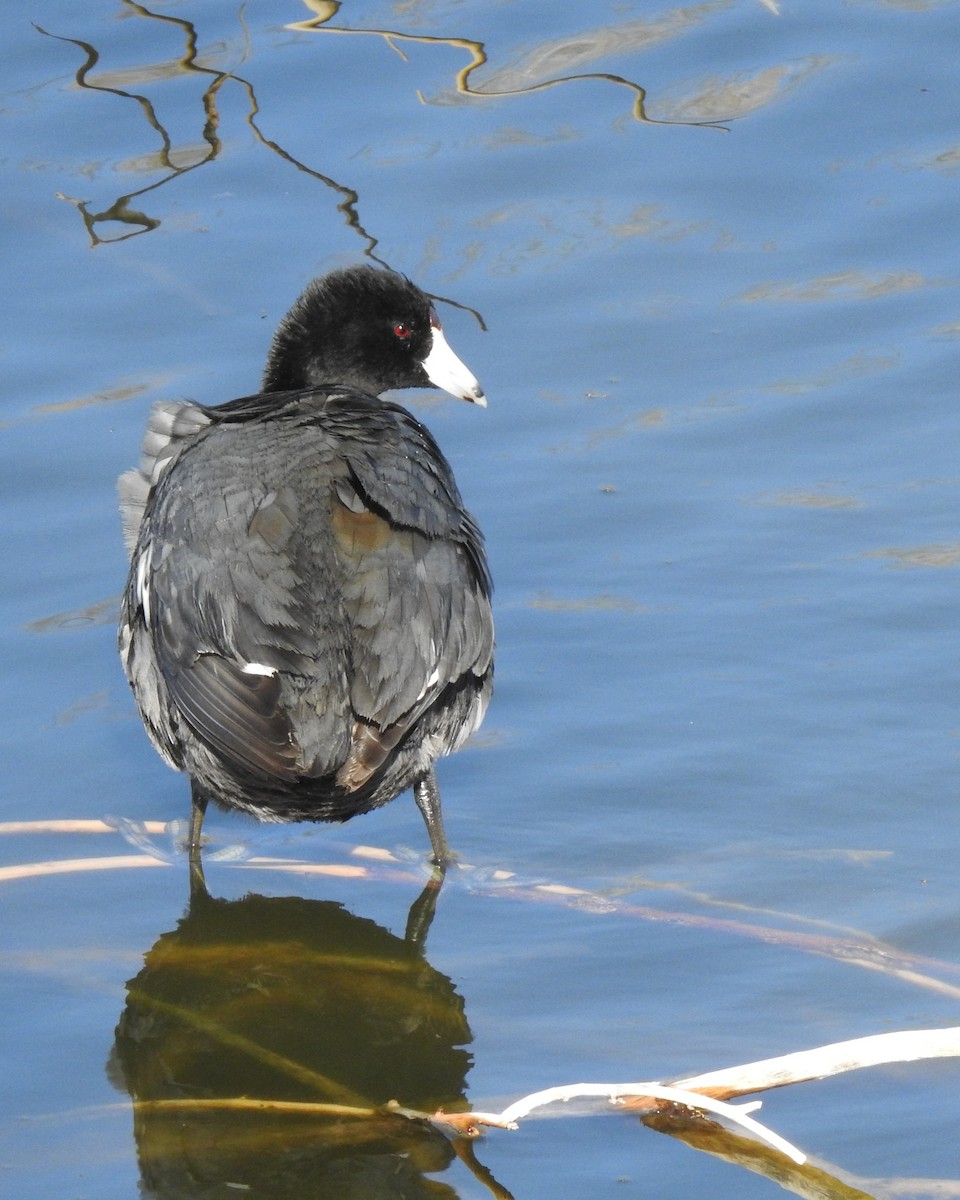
top-left (3, 1), bottom-right (960, 1195)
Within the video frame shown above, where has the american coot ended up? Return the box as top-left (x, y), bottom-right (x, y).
top-left (118, 266), bottom-right (493, 869)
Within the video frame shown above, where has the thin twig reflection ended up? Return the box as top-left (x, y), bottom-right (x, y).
top-left (288, 4), bottom-right (730, 131)
top-left (37, 3), bottom-right (490, 326)
top-left (37, 2), bottom-right (384, 257)
top-left (39, 0), bottom-right (725, 254)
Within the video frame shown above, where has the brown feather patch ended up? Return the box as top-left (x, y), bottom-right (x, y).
top-left (336, 720), bottom-right (408, 791)
top-left (331, 496), bottom-right (392, 554)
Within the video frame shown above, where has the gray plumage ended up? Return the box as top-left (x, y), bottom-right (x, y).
top-left (118, 267), bottom-right (493, 863)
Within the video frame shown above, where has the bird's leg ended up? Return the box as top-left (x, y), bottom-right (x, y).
top-left (404, 875), bottom-right (444, 949)
top-left (187, 782), bottom-right (209, 899)
top-left (413, 769), bottom-right (454, 871)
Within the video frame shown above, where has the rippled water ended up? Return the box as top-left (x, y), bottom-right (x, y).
top-left (3, 1), bottom-right (960, 1196)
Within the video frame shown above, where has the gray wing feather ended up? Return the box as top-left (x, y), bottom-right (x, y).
top-left (165, 656), bottom-right (301, 780)
top-left (122, 393), bottom-right (492, 787)
top-left (118, 401), bottom-right (213, 556)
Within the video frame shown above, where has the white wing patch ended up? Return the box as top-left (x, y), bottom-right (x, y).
top-left (241, 661), bottom-right (279, 677)
top-left (135, 544), bottom-right (153, 625)
top-left (416, 666), bottom-right (441, 702)
top-left (413, 639), bottom-right (441, 705)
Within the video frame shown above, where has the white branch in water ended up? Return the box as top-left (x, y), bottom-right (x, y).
top-left (673, 1026), bottom-right (960, 1096)
top-left (451, 1028), bottom-right (960, 1167)
top-left (461, 1082), bottom-right (805, 1164)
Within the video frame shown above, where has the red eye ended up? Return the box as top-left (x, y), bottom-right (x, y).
top-left (394, 322), bottom-right (412, 340)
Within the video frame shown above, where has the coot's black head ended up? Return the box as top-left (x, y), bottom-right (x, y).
top-left (261, 265), bottom-right (486, 404)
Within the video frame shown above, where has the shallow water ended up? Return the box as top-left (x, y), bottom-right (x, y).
top-left (3, 1), bottom-right (960, 1196)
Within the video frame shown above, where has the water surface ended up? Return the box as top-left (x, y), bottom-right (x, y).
top-left (3, 1), bottom-right (960, 1195)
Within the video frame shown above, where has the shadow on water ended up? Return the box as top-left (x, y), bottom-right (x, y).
top-left (36, 0), bottom-right (726, 257)
top-left (109, 875), bottom-right (479, 1199)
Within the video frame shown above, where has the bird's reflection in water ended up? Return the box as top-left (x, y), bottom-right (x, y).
top-left (110, 876), bottom-right (472, 1199)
